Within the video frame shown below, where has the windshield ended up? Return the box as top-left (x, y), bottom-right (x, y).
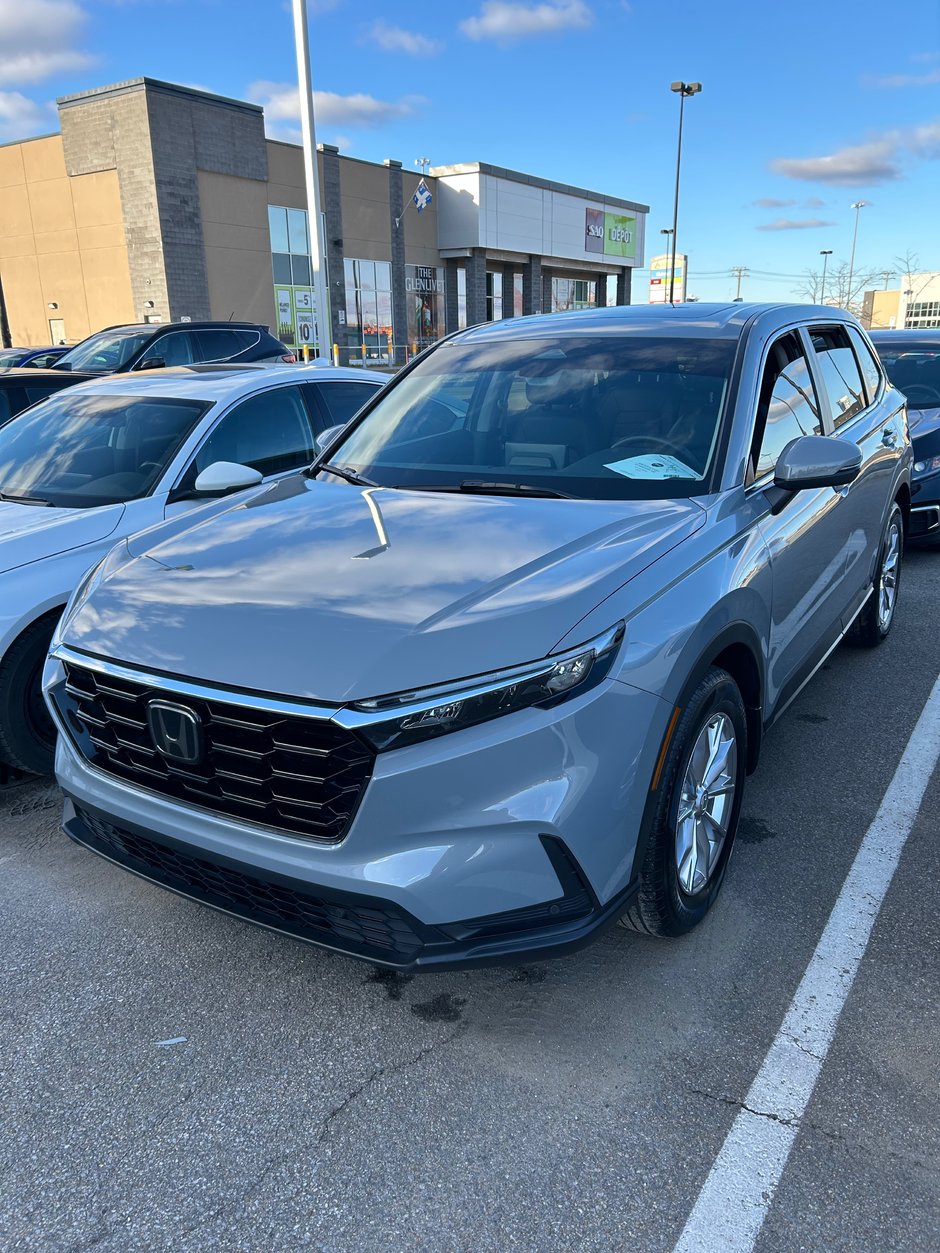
top-left (318, 336), bottom-right (736, 499)
top-left (0, 349), bottom-right (28, 367)
top-left (0, 392), bottom-right (208, 508)
top-left (54, 329), bottom-right (152, 373)
top-left (874, 341), bottom-right (940, 409)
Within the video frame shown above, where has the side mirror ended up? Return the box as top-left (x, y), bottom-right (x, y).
top-left (193, 461), bottom-right (264, 495)
top-left (774, 435), bottom-right (862, 492)
top-left (136, 357), bottom-right (166, 371)
top-left (315, 423), bottom-right (346, 455)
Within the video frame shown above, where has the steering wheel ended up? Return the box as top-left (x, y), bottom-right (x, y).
top-left (610, 435), bottom-right (689, 459)
top-left (902, 384), bottom-right (940, 406)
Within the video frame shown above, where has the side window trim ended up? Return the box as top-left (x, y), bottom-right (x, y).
top-left (801, 322), bottom-right (876, 434)
top-left (797, 325), bottom-right (836, 435)
top-left (846, 324), bottom-right (885, 408)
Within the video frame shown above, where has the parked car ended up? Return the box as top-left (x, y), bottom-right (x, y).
top-left (0, 346), bottom-right (69, 369)
top-left (0, 367), bottom-right (98, 428)
top-left (870, 329), bottom-right (940, 544)
top-left (0, 363), bottom-right (386, 773)
top-left (45, 304), bottom-right (909, 970)
top-left (51, 322), bottom-right (294, 374)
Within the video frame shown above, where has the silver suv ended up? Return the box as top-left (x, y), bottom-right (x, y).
top-left (45, 304), bottom-right (910, 969)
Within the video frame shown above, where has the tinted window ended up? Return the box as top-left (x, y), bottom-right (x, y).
top-left (193, 386), bottom-right (315, 478)
top-left (24, 385), bottom-right (69, 405)
top-left (313, 381), bottom-right (383, 428)
top-left (0, 393), bottom-right (205, 508)
top-left (319, 337), bottom-right (737, 500)
top-left (0, 390), bottom-right (12, 425)
top-left (139, 331), bottom-right (195, 367)
top-left (54, 329), bottom-right (152, 372)
top-left (24, 352), bottom-right (61, 368)
top-left (846, 326), bottom-right (882, 404)
top-left (232, 329), bottom-right (263, 352)
top-left (810, 327), bottom-right (866, 427)
top-left (273, 254), bottom-right (292, 285)
top-left (872, 341), bottom-right (940, 408)
top-left (0, 349), bottom-right (27, 367)
top-left (195, 329), bottom-right (244, 360)
top-left (754, 334), bottom-right (822, 480)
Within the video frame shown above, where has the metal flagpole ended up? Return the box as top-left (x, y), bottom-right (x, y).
top-left (292, 0), bottom-right (330, 358)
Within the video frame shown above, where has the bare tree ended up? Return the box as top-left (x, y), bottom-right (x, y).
top-left (894, 251), bottom-right (933, 304)
top-left (797, 261), bottom-right (883, 315)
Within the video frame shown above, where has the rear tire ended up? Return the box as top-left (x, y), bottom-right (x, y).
top-left (849, 503), bottom-right (903, 648)
top-left (620, 667), bottom-right (747, 938)
top-left (0, 616), bottom-right (59, 775)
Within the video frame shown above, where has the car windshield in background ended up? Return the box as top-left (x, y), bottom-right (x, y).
top-left (0, 392), bottom-right (207, 508)
top-left (875, 343), bottom-right (940, 408)
top-left (0, 350), bottom-right (28, 367)
top-left (319, 336), bottom-right (736, 500)
top-left (54, 329), bottom-right (152, 373)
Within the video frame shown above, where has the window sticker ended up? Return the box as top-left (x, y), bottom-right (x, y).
top-left (604, 454), bottom-right (700, 480)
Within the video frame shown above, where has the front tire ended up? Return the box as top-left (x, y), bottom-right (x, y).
top-left (850, 502), bottom-right (903, 648)
top-left (620, 667), bottom-right (747, 937)
top-left (0, 617), bottom-right (59, 775)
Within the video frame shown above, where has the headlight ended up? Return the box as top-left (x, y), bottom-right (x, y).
top-left (52, 539), bottom-right (134, 646)
top-left (347, 621), bottom-right (624, 752)
top-left (913, 455), bottom-right (940, 476)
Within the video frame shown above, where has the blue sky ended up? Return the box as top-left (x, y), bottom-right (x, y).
top-left (2, 0), bottom-right (938, 302)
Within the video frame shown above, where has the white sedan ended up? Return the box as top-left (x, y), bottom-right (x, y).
top-left (0, 362), bottom-right (386, 773)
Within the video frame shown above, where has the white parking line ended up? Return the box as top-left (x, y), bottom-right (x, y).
top-left (674, 671), bottom-right (940, 1253)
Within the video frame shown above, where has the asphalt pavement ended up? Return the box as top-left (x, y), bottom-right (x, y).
top-left (1, 551), bottom-right (938, 1253)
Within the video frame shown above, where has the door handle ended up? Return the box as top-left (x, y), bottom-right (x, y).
top-left (881, 428), bottom-right (897, 447)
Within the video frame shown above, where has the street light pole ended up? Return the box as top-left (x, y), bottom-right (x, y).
top-left (292, 0), bottom-right (330, 358)
top-left (846, 201), bottom-right (867, 311)
top-left (819, 249), bottom-right (832, 305)
top-left (668, 81), bottom-right (701, 304)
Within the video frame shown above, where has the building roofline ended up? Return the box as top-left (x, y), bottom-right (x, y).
top-left (57, 77), bottom-right (263, 115)
top-left (428, 161), bottom-right (649, 214)
top-left (0, 131), bottom-right (60, 150)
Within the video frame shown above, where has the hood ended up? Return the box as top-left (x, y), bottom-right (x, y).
top-left (64, 477), bottom-right (705, 703)
top-left (0, 500), bottom-right (125, 575)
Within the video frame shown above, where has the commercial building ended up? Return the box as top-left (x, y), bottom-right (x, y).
top-left (0, 77), bottom-right (649, 363)
top-left (862, 273), bottom-right (940, 330)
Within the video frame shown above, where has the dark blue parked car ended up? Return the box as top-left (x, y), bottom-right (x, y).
top-left (0, 346), bottom-right (68, 369)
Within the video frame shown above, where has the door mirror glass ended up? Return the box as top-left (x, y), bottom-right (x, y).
top-left (193, 460), bottom-right (264, 495)
top-left (773, 435), bottom-right (862, 491)
top-left (315, 423), bottom-right (346, 455)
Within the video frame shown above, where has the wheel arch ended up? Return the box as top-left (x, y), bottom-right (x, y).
top-left (672, 623), bottom-right (765, 776)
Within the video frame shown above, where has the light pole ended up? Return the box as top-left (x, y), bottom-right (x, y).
top-left (292, 0), bottom-right (330, 359)
top-left (846, 201), bottom-right (867, 310)
top-left (659, 228), bottom-right (673, 299)
top-left (819, 249), bottom-right (832, 305)
top-left (414, 156), bottom-right (431, 175)
top-left (668, 80), bottom-right (701, 304)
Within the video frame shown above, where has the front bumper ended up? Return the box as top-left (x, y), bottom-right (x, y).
top-left (49, 654), bottom-right (671, 970)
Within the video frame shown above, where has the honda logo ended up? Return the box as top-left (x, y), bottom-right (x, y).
top-left (146, 700), bottom-right (203, 765)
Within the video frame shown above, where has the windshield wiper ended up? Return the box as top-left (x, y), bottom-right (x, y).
top-left (309, 462), bottom-right (378, 487)
top-left (400, 480), bottom-right (573, 499)
top-left (0, 491), bottom-right (53, 506)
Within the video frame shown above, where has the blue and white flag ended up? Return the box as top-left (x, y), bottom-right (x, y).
top-left (413, 179), bottom-right (432, 212)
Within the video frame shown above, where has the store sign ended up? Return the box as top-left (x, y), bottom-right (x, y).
top-left (585, 209), bottom-right (637, 260)
top-left (405, 265), bottom-right (444, 295)
top-left (648, 252), bottom-right (687, 303)
top-left (274, 286), bottom-right (318, 347)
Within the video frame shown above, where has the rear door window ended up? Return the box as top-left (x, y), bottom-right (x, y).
top-left (139, 332), bottom-right (196, 368)
top-left (752, 333), bottom-right (823, 481)
top-left (810, 326), bottom-right (866, 427)
top-left (195, 329), bottom-right (244, 361)
top-left (308, 381), bottom-right (383, 431)
top-left (846, 326), bottom-right (883, 405)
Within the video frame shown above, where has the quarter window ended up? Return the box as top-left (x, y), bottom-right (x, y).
top-left (752, 334), bottom-right (822, 481)
top-left (193, 387), bottom-right (315, 479)
top-left (846, 325), bottom-right (882, 405)
top-left (195, 329), bottom-right (243, 361)
top-left (810, 326), bottom-right (866, 427)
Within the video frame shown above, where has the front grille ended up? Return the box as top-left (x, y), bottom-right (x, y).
top-left (56, 661), bottom-right (373, 842)
top-left (72, 807), bottom-right (427, 959)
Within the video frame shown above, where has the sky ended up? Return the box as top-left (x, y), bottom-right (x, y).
top-left (1, 0), bottom-right (938, 303)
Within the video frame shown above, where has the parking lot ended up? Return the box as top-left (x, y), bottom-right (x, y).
top-left (1, 549), bottom-right (937, 1253)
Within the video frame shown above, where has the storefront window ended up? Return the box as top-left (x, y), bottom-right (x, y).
top-left (486, 272), bottom-right (503, 321)
top-left (457, 268), bottom-right (467, 330)
top-left (551, 277), bottom-right (597, 313)
top-left (345, 259), bottom-right (394, 364)
top-left (406, 265), bottom-right (445, 350)
top-left (268, 205), bottom-right (318, 351)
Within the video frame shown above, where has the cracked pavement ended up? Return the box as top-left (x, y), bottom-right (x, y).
top-left (1, 551), bottom-right (938, 1252)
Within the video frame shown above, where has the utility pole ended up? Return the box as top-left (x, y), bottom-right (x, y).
top-left (730, 266), bottom-right (749, 301)
top-left (292, 0), bottom-right (330, 358)
top-left (819, 249), bottom-right (832, 304)
top-left (880, 270), bottom-right (894, 289)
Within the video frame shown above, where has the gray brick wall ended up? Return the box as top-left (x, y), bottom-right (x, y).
top-left (385, 161), bottom-right (407, 364)
top-left (522, 257), bottom-right (543, 315)
top-left (465, 248), bottom-right (487, 325)
top-left (321, 145), bottom-right (345, 356)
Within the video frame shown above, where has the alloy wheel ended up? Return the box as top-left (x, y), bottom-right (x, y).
top-left (878, 518), bottom-right (901, 633)
top-left (675, 712), bottom-right (738, 895)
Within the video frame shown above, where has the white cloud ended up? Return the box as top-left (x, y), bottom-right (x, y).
top-left (364, 21), bottom-right (442, 55)
top-left (0, 90), bottom-right (55, 140)
top-left (460, 0), bottom-right (592, 43)
top-left (753, 197), bottom-right (796, 208)
top-left (757, 217), bottom-right (837, 232)
top-left (0, 0), bottom-right (95, 86)
top-left (249, 81), bottom-right (424, 137)
top-left (769, 123), bottom-right (940, 185)
top-left (864, 67), bottom-right (940, 88)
